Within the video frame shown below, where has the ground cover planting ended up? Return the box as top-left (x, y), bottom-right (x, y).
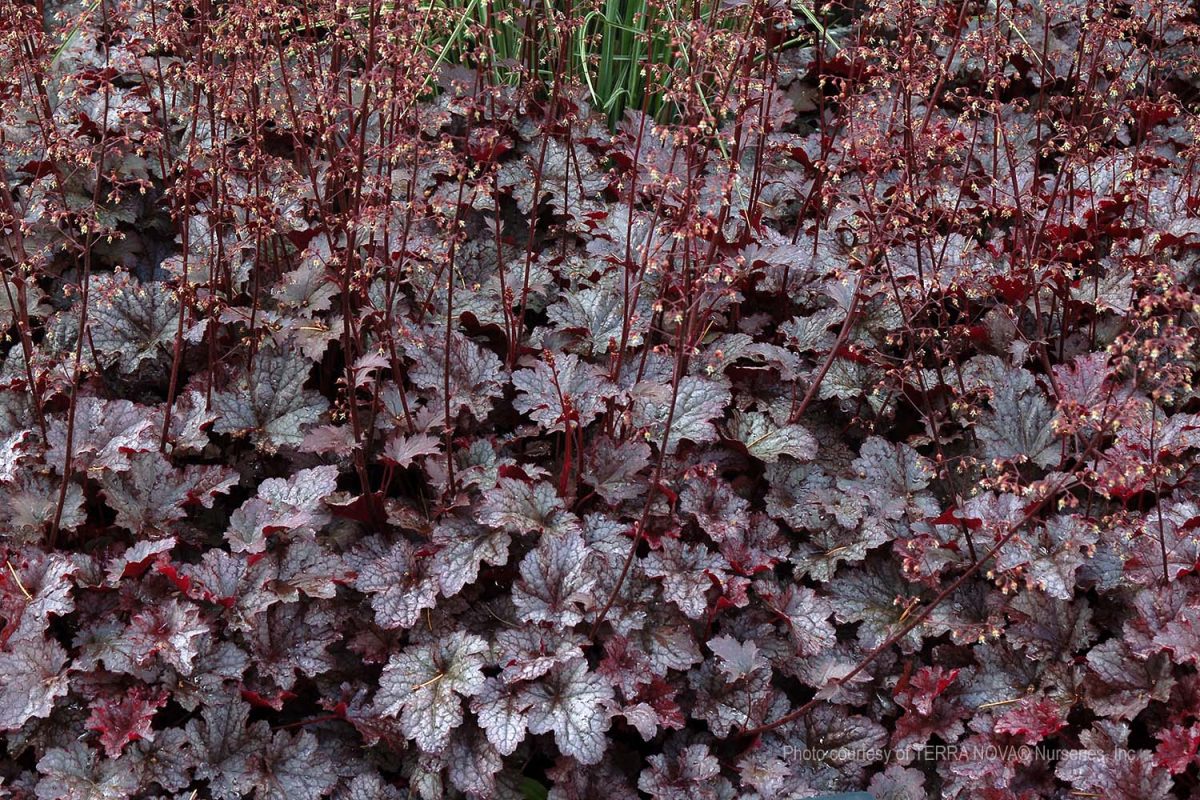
top-left (3, 0), bottom-right (1200, 797)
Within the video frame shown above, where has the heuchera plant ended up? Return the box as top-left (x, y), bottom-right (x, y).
top-left (2, 0), bottom-right (1200, 798)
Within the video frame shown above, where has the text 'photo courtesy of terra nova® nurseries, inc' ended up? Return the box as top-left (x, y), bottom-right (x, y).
top-left (3, 0), bottom-right (1200, 798)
